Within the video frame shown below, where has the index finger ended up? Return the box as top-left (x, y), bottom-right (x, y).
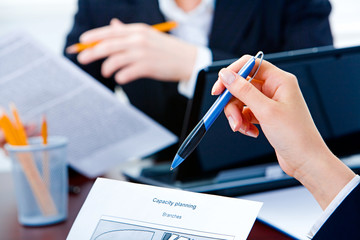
top-left (79, 20), bottom-right (123, 43)
top-left (211, 54), bottom-right (265, 96)
top-left (80, 20), bottom-right (150, 43)
top-left (222, 54), bottom-right (293, 100)
top-left (229, 55), bottom-right (285, 80)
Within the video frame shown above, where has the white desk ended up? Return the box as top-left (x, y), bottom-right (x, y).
top-left (242, 186), bottom-right (322, 239)
top-left (242, 154), bottom-right (360, 239)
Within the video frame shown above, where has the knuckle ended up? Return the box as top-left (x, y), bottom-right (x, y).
top-left (136, 24), bottom-right (151, 35)
top-left (242, 54), bottom-right (252, 60)
top-left (285, 72), bottom-right (298, 84)
top-left (239, 54), bottom-right (252, 62)
top-left (140, 63), bottom-right (152, 75)
top-left (137, 23), bottom-right (149, 31)
top-left (100, 42), bottom-right (114, 53)
top-left (134, 48), bottom-right (146, 59)
top-left (237, 80), bottom-right (253, 97)
top-left (134, 34), bottom-right (148, 48)
top-left (261, 102), bottom-right (277, 118)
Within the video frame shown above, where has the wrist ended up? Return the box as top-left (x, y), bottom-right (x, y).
top-left (294, 147), bottom-right (355, 210)
top-left (177, 43), bottom-right (197, 81)
top-left (178, 46), bottom-right (212, 97)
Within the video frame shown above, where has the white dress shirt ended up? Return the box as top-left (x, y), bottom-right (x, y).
top-left (158, 0), bottom-right (214, 98)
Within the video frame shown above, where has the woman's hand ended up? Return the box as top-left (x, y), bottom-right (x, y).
top-left (212, 56), bottom-right (355, 209)
top-left (77, 19), bottom-right (197, 84)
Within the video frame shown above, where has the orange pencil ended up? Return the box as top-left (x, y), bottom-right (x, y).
top-left (152, 21), bottom-right (177, 32)
top-left (0, 109), bottom-right (18, 145)
top-left (41, 115), bottom-right (48, 145)
top-left (1, 107), bottom-right (57, 216)
top-left (10, 103), bottom-right (28, 145)
top-left (41, 114), bottom-right (50, 189)
top-left (66, 21), bottom-right (177, 54)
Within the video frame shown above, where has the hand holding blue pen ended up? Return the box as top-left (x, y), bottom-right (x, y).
top-left (170, 52), bottom-right (264, 170)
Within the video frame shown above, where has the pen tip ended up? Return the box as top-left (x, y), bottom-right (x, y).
top-left (170, 167), bottom-right (173, 171)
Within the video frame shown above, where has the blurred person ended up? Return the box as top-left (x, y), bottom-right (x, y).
top-left (64, 0), bottom-right (333, 159)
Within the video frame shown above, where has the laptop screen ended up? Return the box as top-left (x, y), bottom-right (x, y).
top-left (176, 46), bottom-right (360, 181)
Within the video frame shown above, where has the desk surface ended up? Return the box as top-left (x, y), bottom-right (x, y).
top-left (0, 171), bottom-right (292, 240)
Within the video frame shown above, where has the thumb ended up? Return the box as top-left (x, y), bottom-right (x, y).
top-left (219, 68), bottom-right (270, 114)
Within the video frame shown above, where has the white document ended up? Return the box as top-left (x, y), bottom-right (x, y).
top-left (0, 32), bottom-right (177, 177)
top-left (67, 178), bottom-right (262, 240)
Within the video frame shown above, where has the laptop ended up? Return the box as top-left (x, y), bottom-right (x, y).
top-left (123, 45), bottom-right (360, 196)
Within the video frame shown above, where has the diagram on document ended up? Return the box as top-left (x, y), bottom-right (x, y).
top-left (91, 216), bottom-right (233, 240)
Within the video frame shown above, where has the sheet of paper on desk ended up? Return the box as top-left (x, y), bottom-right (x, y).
top-left (67, 178), bottom-right (262, 240)
top-left (0, 32), bottom-right (177, 177)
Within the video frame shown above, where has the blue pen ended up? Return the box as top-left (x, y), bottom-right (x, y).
top-left (170, 51), bottom-right (264, 170)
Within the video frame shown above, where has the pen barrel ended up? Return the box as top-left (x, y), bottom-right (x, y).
top-left (172, 56), bottom-right (258, 169)
top-left (238, 56), bottom-right (256, 79)
top-left (203, 57), bottom-right (256, 130)
top-left (203, 90), bottom-right (232, 130)
top-left (177, 120), bottom-right (207, 160)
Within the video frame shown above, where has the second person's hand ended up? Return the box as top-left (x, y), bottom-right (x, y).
top-left (77, 19), bottom-right (197, 84)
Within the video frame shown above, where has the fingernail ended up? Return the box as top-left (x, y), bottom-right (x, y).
top-left (211, 79), bottom-right (219, 95)
top-left (220, 69), bottom-right (236, 85)
top-left (228, 116), bottom-right (236, 132)
top-left (246, 129), bottom-right (258, 138)
top-left (211, 85), bottom-right (217, 95)
top-left (239, 125), bottom-right (258, 138)
top-left (239, 125), bottom-right (247, 134)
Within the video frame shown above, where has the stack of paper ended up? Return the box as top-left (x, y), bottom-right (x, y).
top-left (0, 32), bottom-right (177, 177)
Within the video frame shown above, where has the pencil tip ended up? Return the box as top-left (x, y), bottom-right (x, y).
top-left (66, 45), bottom-right (79, 54)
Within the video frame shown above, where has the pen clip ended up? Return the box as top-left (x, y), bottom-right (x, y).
top-left (248, 51), bottom-right (264, 83)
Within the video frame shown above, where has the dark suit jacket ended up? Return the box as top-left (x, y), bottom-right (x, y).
top-left (64, 0), bottom-right (333, 157)
top-left (313, 183), bottom-right (360, 239)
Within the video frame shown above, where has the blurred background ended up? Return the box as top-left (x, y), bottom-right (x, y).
top-left (0, 0), bottom-right (360, 171)
top-left (0, 0), bottom-right (360, 55)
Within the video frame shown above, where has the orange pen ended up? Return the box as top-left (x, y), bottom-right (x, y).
top-left (66, 21), bottom-right (177, 54)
